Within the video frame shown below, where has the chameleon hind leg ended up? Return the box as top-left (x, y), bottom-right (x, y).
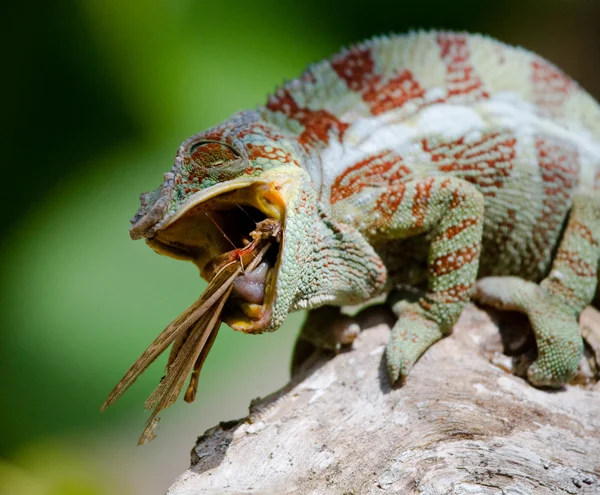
top-left (473, 193), bottom-right (600, 387)
top-left (380, 178), bottom-right (485, 384)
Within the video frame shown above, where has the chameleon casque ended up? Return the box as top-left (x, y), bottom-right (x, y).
top-left (105, 31), bottom-right (600, 441)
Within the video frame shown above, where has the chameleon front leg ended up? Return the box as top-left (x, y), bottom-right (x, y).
top-left (379, 177), bottom-right (485, 384)
top-left (473, 193), bottom-right (600, 387)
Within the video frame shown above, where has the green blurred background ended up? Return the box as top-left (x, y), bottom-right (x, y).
top-left (1, 1), bottom-right (598, 493)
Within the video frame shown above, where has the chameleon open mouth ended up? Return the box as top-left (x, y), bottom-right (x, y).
top-left (103, 180), bottom-right (288, 444)
top-left (144, 181), bottom-right (286, 333)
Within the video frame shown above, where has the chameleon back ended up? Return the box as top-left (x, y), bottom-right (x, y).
top-left (259, 31), bottom-right (600, 281)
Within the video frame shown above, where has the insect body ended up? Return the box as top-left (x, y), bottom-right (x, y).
top-left (104, 32), bottom-right (600, 443)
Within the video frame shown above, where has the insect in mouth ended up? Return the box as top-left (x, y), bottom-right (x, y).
top-left (102, 201), bottom-right (282, 444)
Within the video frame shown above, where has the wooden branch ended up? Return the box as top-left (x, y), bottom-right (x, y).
top-left (168, 304), bottom-right (600, 494)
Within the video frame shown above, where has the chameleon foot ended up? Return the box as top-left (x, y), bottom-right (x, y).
top-left (385, 301), bottom-right (444, 384)
top-left (291, 306), bottom-right (360, 374)
top-left (473, 277), bottom-right (583, 387)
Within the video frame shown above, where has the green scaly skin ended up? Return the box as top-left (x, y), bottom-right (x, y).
top-left (130, 32), bottom-right (600, 389)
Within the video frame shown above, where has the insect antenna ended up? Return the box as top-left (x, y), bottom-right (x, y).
top-left (235, 204), bottom-right (267, 265)
top-left (204, 211), bottom-right (246, 273)
top-left (236, 203), bottom-right (259, 225)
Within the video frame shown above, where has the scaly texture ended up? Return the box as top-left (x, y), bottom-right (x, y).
top-left (131, 31), bottom-right (600, 388)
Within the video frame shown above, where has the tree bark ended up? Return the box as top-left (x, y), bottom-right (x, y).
top-left (168, 304), bottom-right (600, 494)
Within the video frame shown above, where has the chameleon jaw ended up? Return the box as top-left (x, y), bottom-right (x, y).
top-left (143, 180), bottom-right (287, 333)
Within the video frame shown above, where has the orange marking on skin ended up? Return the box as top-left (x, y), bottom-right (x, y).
top-left (412, 178), bottom-right (435, 228)
top-left (569, 221), bottom-right (598, 247)
top-left (375, 183), bottom-right (407, 224)
top-left (266, 88), bottom-right (348, 148)
top-left (297, 110), bottom-right (350, 148)
top-left (181, 142), bottom-right (242, 185)
top-left (536, 137), bottom-right (579, 189)
top-left (196, 128), bottom-right (227, 143)
top-left (330, 150), bottom-right (408, 205)
top-left (531, 58), bottom-right (572, 117)
top-left (331, 47), bottom-right (375, 92)
top-left (423, 132), bottom-right (516, 196)
top-left (440, 218), bottom-right (479, 241)
top-left (434, 283), bottom-right (474, 303)
top-left (419, 299), bottom-right (431, 311)
top-left (437, 33), bottom-right (489, 101)
top-left (555, 250), bottom-right (596, 277)
top-left (362, 70), bottom-right (426, 115)
top-left (530, 137), bottom-right (580, 262)
top-left (448, 186), bottom-right (468, 210)
top-left (236, 123), bottom-right (287, 143)
top-left (247, 144), bottom-right (300, 167)
top-left (431, 244), bottom-right (479, 277)
top-left (190, 143), bottom-right (238, 168)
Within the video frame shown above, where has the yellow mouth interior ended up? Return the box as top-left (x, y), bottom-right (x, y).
top-left (145, 183), bottom-right (284, 332)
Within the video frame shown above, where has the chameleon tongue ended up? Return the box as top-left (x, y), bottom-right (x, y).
top-left (232, 260), bottom-right (270, 304)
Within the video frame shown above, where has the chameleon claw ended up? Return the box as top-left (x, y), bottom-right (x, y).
top-left (385, 302), bottom-right (445, 386)
top-left (384, 351), bottom-right (406, 386)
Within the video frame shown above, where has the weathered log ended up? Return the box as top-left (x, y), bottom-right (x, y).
top-left (168, 304), bottom-right (600, 494)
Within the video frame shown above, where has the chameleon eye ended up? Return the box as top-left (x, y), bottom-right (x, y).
top-left (189, 142), bottom-right (240, 168)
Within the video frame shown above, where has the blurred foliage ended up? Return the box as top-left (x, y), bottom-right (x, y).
top-left (1, 0), bottom-right (598, 493)
top-left (0, 441), bottom-right (109, 495)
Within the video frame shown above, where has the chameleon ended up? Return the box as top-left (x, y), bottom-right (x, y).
top-left (114, 31), bottom-right (600, 428)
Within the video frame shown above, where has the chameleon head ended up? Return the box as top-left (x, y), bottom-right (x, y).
top-left (130, 111), bottom-right (387, 334)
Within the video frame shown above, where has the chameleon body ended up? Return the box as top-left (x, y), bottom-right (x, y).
top-left (131, 32), bottom-right (600, 388)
